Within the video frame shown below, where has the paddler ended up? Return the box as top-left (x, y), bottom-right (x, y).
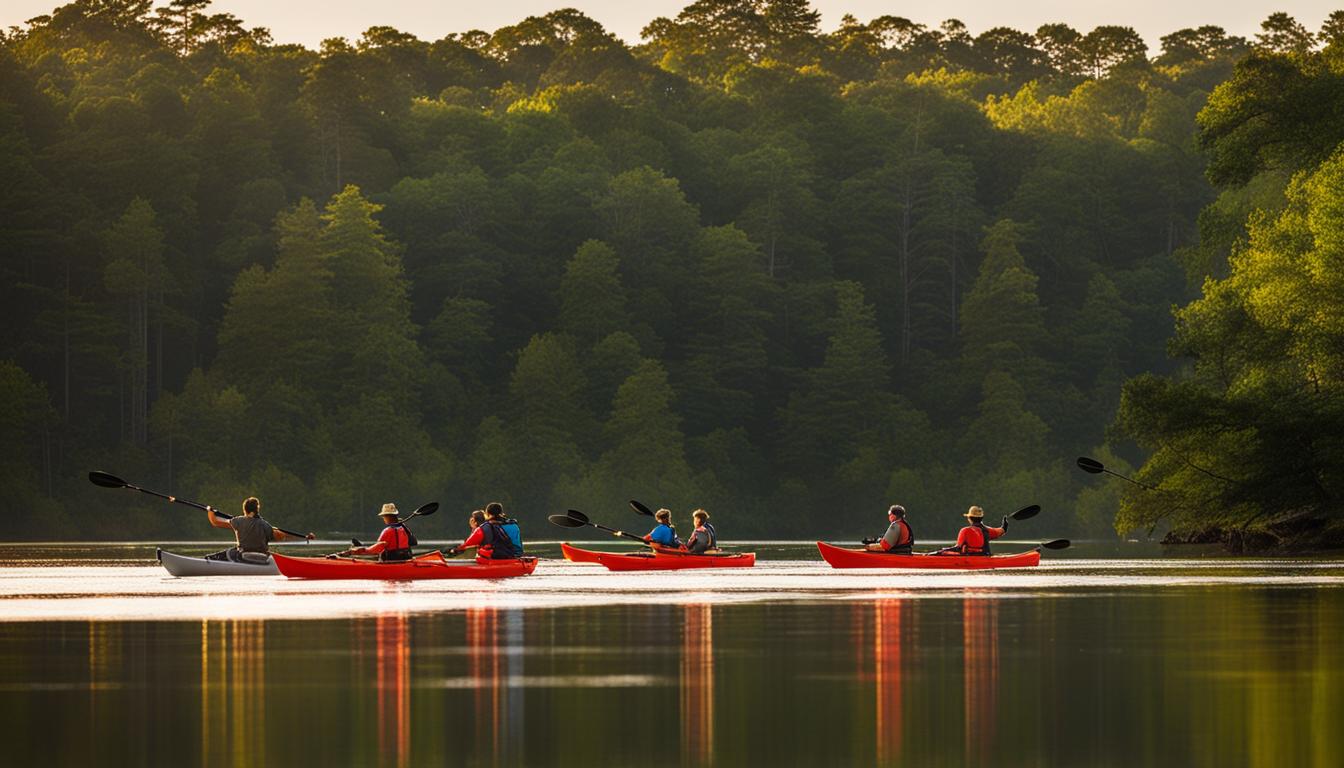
top-left (935, 505), bottom-right (1005, 556)
top-left (863, 504), bottom-right (913, 554)
top-left (346, 503), bottom-right (416, 562)
top-left (643, 508), bottom-right (683, 549)
top-left (684, 509), bottom-right (717, 554)
top-left (205, 496), bottom-right (313, 562)
top-left (448, 502), bottom-right (521, 560)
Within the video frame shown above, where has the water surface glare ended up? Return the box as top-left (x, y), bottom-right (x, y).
top-left (1, 543), bottom-right (1341, 766)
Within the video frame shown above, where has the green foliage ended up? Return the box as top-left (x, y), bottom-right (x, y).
top-left (5, 1), bottom-right (1306, 542)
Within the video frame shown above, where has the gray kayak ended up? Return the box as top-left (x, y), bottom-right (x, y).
top-left (157, 548), bottom-right (280, 577)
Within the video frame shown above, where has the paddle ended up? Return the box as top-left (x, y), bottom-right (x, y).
top-left (1076, 456), bottom-right (1159, 491)
top-left (566, 509), bottom-right (651, 544)
top-left (89, 470), bottom-right (312, 541)
top-left (1038, 539), bottom-right (1071, 550)
top-left (629, 499), bottom-right (655, 517)
top-left (1010, 504), bottom-right (1041, 521)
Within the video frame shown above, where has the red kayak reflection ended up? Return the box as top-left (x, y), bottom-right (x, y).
top-left (375, 613), bottom-right (410, 768)
top-left (682, 604), bottom-right (714, 765)
top-left (873, 598), bottom-right (907, 763)
top-left (963, 595), bottom-right (999, 763)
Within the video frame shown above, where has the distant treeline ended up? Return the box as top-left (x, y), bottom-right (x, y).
top-left (1, 1), bottom-right (1339, 545)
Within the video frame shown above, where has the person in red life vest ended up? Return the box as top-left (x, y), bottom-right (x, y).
top-left (863, 504), bottom-right (913, 554)
top-left (447, 502), bottom-right (522, 561)
top-left (205, 496), bottom-right (313, 563)
top-left (346, 503), bottom-right (416, 562)
top-left (684, 509), bottom-right (718, 554)
top-left (936, 505), bottom-right (1005, 556)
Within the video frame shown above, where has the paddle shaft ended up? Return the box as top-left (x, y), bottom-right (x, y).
top-left (110, 479), bottom-right (311, 540)
top-left (588, 520), bottom-right (648, 543)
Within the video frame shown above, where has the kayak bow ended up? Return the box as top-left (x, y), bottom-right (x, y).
top-left (272, 552), bottom-right (537, 580)
top-left (816, 541), bottom-right (1041, 569)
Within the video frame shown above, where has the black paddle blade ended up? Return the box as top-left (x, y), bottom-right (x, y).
top-left (1011, 504), bottom-right (1041, 521)
top-left (1041, 539), bottom-right (1071, 550)
top-left (629, 499), bottom-right (655, 517)
top-left (88, 471), bottom-right (128, 489)
top-left (1077, 457), bottom-right (1105, 474)
top-left (548, 514), bottom-right (585, 528)
top-left (566, 509), bottom-right (591, 525)
top-left (412, 502), bottom-right (439, 517)
top-left (351, 538), bottom-right (363, 547)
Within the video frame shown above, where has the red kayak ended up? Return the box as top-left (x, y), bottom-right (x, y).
top-left (272, 552), bottom-right (538, 580)
top-left (573, 545), bottom-right (755, 571)
top-left (560, 542), bottom-right (606, 563)
top-left (816, 541), bottom-right (1040, 570)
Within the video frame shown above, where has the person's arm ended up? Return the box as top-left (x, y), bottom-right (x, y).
top-left (274, 529), bottom-right (316, 542)
top-left (353, 528), bottom-right (395, 555)
top-left (985, 526), bottom-right (1005, 540)
top-left (448, 526), bottom-right (484, 555)
top-left (206, 507), bottom-right (232, 530)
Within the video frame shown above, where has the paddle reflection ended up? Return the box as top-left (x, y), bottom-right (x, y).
top-left (466, 607), bottom-right (525, 765)
top-left (873, 598), bottom-right (907, 763)
top-left (681, 604), bottom-right (714, 765)
top-left (962, 596), bottom-right (999, 764)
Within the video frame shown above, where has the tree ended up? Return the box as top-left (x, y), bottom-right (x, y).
top-left (958, 221), bottom-right (1048, 390)
top-left (103, 198), bottom-right (167, 446)
top-left (558, 240), bottom-right (628, 346)
top-left (1255, 12), bottom-right (1314, 54)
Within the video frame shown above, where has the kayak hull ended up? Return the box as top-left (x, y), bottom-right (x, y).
top-left (272, 552), bottom-right (537, 580)
top-left (585, 547), bottom-right (756, 571)
top-left (158, 548), bottom-right (279, 576)
top-left (816, 541), bottom-right (1040, 570)
top-left (560, 542), bottom-right (605, 563)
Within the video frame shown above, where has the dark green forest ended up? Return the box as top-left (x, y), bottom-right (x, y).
top-left (1, 1), bottom-right (1340, 546)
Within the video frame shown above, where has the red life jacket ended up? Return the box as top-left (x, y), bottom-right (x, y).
top-left (960, 523), bottom-right (991, 556)
top-left (379, 523), bottom-right (414, 562)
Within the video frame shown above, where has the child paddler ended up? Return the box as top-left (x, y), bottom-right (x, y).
top-left (345, 503), bottom-right (416, 562)
top-left (684, 509), bottom-right (717, 554)
top-left (205, 496), bottom-right (313, 563)
top-left (643, 508), bottom-right (683, 549)
top-left (935, 505), bottom-right (1006, 556)
top-left (863, 504), bottom-right (913, 554)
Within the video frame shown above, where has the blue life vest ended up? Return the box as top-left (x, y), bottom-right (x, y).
top-left (649, 523), bottom-right (680, 548)
top-left (502, 518), bottom-right (523, 553)
top-left (481, 519), bottom-right (520, 559)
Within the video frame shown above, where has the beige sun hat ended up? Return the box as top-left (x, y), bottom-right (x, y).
top-left (964, 505), bottom-right (985, 519)
top-left (378, 502), bottom-right (399, 518)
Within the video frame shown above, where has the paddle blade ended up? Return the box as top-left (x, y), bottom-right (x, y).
top-left (548, 514), bottom-right (585, 528)
top-left (566, 509), bottom-right (591, 525)
top-left (1041, 539), bottom-right (1071, 550)
top-left (88, 471), bottom-right (128, 489)
top-left (1076, 457), bottom-right (1105, 474)
top-left (412, 502), bottom-right (439, 517)
top-left (1011, 504), bottom-right (1041, 521)
top-left (629, 499), bottom-right (655, 517)
top-left (351, 538), bottom-right (363, 547)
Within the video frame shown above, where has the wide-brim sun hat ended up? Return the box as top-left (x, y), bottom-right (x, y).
top-left (377, 502), bottom-right (399, 518)
top-left (964, 506), bottom-right (984, 519)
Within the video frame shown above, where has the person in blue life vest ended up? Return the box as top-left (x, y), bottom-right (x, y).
top-left (935, 505), bottom-right (1006, 556)
top-left (643, 508), bottom-right (683, 549)
top-left (863, 504), bottom-right (913, 554)
top-left (683, 509), bottom-right (718, 555)
top-left (449, 501), bottom-right (522, 560)
top-left (205, 496), bottom-right (313, 563)
top-left (345, 503), bottom-right (416, 562)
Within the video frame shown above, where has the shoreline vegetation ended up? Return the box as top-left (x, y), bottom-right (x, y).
top-left (1, 2), bottom-right (1340, 551)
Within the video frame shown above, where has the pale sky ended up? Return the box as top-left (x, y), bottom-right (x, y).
top-left (4, 1), bottom-right (1340, 51)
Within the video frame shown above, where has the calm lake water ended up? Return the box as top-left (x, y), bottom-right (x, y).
top-left (2, 542), bottom-right (1342, 766)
